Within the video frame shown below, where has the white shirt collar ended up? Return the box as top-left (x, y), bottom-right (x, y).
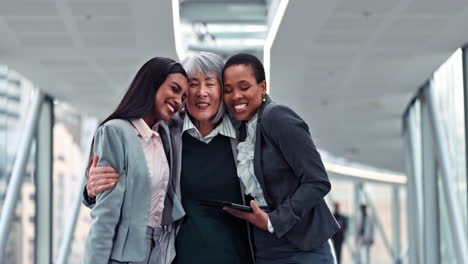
top-left (131, 118), bottom-right (159, 141)
top-left (182, 114), bottom-right (236, 144)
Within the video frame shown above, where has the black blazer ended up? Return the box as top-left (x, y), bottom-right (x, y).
top-left (253, 95), bottom-right (339, 250)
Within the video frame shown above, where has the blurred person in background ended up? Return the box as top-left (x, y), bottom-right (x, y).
top-left (356, 204), bottom-right (375, 264)
top-left (332, 202), bottom-right (348, 264)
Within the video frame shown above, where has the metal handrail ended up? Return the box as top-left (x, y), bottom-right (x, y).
top-left (326, 163), bottom-right (406, 185)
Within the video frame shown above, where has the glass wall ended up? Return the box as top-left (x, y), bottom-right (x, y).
top-left (431, 49), bottom-right (465, 262)
top-left (328, 176), bottom-right (407, 264)
top-left (403, 48), bottom-right (468, 263)
top-left (0, 64), bottom-right (97, 263)
top-left (431, 49), bottom-right (467, 226)
top-left (404, 98), bottom-right (424, 264)
top-left (0, 65), bottom-right (38, 264)
top-left (52, 101), bottom-right (96, 263)
top-left (3, 142), bottom-right (36, 264)
top-left (364, 184), bottom-right (393, 263)
top-left (0, 65), bottom-right (37, 194)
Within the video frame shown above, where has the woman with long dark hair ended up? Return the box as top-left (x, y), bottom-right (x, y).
top-left (83, 57), bottom-right (188, 264)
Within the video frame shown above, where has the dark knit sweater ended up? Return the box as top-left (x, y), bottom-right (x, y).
top-left (173, 133), bottom-right (252, 264)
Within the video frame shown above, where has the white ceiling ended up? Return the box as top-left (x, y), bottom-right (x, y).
top-left (1, 0), bottom-right (468, 172)
top-left (270, 0), bottom-right (468, 172)
top-left (0, 0), bottom-right (178, 115)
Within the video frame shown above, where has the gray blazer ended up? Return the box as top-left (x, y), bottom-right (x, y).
top-left (83, 119), bottom-right (184, 264)
top-left (253, 96), bottom-right (339, 250)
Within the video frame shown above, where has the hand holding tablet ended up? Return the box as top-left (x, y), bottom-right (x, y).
top-left (199, 199), bottom-right (254, 213)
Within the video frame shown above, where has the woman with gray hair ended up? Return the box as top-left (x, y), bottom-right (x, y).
top-left (84, 52), bottom-right (255, 264)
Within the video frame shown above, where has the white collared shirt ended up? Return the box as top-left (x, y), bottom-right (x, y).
top-left (182, 113), bottom-right (274, 232)
top-left (236, 114), bottom-right (267, 206)
top-left (131, 119), bottom-right (169, 227)
top-left (236, 114), bottom-right (275, 233)
top-left (182, 114), bottom-right (236, 143)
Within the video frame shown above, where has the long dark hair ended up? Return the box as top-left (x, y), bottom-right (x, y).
top-left (101, 57), bottom-right (187, 125)
top-left (87, 57), bottom-right (187, 173)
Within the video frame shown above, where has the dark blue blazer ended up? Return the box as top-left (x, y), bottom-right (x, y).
top-left (253, 95), bottom-right (339, 250)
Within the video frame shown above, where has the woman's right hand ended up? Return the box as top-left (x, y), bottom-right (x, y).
top-left (87, 155), bottom-right (120, 198)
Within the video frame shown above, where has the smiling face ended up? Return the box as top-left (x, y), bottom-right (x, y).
top-left (185, 71), bottom-right (222, 123)
top-left (154, 73), bottom-right (188, 121)
top-left (223, 64), bottom-right (266, 121)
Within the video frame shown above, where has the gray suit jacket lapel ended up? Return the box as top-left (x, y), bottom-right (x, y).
top-left (158, 121), bottom-right (173, 169)
top-left (168, 113), bottom-right (184, 198)
top-left (253, 123), bottom-right (266, 193)
top-left (253, 95), bottom-right (273, 194)
top-left (159, 120), bottom-right (185, 225)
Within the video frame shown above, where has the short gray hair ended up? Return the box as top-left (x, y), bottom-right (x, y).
top-left (181, 52), bottom-right (225, 124)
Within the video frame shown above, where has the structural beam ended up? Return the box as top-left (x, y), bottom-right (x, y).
top-left (353, 183), bottom-right (363, 263)
top-left (392, 186), bottom-right (401, 263)
top-left (463, 45), bottom-right (468, 245)
top-left (402, 118), bottom-right (420, 264)
top-left (35, 96), bottom-right (54, 264)
top-left (420, 98), bottom-right (440, 264)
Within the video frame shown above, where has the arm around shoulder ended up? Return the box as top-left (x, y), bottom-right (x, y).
top-left (83, 124), bottom-right (127, 264)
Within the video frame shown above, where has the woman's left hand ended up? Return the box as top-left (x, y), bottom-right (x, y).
top-left (223, 200), bottom-right (269, 230)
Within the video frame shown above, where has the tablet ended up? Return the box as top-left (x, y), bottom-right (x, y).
top-left (199, 199), bottom-right (254, 213)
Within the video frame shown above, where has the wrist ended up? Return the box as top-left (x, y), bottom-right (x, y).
top-left (267, 217), bottom-right (275, 233)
